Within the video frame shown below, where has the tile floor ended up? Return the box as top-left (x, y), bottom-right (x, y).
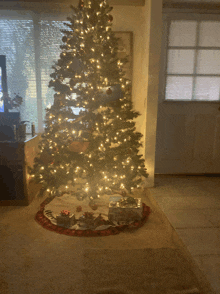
top-left (149, 175), bottom-right (220, 294)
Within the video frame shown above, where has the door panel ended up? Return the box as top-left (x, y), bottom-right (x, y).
top-left (155, 102), bottom-right (220, 174)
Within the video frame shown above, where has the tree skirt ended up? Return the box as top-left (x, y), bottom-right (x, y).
top-left (35, 193), bottom-right (151, 237)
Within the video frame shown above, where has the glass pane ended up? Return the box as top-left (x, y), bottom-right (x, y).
top-left (165, 76), bottom-right (193, 100)
top-left (197, 50), bottom-right (220, 74)
top-left (195, 77), bottom-right (220, 101)
top-left (167, 49), bottom-right (195, 74)
top-left (40, 20), bottom-right (65, 122)
top-left (0, 67), bottom-right (3, 112)
top-left (169, 20), bottom-right (197, 47)
top-left (39, 20), bottom-right (81, 122)
top-left (199, 21), bottom-right (220, 47)
top-left (0, 18), bottom-right (37, 132)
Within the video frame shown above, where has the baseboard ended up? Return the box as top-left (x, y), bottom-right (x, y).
top-left (155, 173), bottom-right (220, 177)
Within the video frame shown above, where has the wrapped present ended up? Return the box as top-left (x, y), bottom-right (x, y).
top-left (108, 197), bottom-right (143, 224)
top-left (56, 213), bottom-right (76, 228)
top-left (78, 212), bottom-right (95, 229)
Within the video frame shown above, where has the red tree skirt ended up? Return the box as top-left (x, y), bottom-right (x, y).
top-left (35, 196), bottom-right (151, 237)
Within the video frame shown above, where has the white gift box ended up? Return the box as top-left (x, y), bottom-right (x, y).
top-left (108, 197), bottom-right (143, 223)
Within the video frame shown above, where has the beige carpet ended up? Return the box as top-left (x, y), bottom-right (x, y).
top-left (0, 189), bottom-right (212, 294)
top-left (82, 248), bottom-right (201, 294)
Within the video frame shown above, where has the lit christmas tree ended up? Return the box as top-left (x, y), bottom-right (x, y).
top-left (29, 0), bottom-right (148, 200)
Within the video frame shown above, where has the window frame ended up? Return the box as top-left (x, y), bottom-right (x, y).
top-left (161, 12), bottom-right (220, 103)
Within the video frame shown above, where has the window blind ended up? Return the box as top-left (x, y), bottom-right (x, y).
top-left (0, 10), bottom-right (69, 133)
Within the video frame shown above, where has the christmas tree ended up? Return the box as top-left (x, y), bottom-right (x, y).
top-left (29, 0), bottom-right (148, 200)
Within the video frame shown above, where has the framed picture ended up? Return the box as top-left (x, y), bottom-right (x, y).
top-left (101, 31), bottom-right (133, 105)
top-left (114, 31), bottom-right (133, 81)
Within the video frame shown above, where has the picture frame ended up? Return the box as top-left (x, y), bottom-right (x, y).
top-left (114, 31), bottom-right (133, 81)
top-left (102, 31), bottom-right (133, 105)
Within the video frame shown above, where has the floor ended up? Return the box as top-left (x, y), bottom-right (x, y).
top-left (149, 175), bottom-right (220, 294)
top-left (0, 187), bottom-right (213, 294)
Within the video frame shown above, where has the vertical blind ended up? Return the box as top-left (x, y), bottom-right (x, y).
top-left (0, 10), bottom-right (68, 133)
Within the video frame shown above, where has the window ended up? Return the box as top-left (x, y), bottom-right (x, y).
top-left (0, 67), bottom-right (3, 112)
top-left (0, 10), bottom-right (72, 133)
top-left (165, 19), bottom-right (220, 101)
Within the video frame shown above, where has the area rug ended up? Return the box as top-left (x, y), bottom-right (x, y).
top-left (81, 248), bottom-right (202, 294)
top-left (35, 194), bottom-right (151, 237)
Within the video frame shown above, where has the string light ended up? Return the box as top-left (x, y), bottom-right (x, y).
top-left (31, 0), bottom-right (148, 200)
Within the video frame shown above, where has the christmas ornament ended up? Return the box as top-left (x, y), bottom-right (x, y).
top-left (120, 190), bottom-right (127, 197)
top-left (106, 87), bottom-right (112, 95)
top-left (108, 15), bottom-right (113, 22)
top-left (76, 206), bottom-right (82, 212)
top-left (62, 36), bottom-right (68, 43)
top-left (89, 200), bottom-right (98, 210)
top-left (78, 0), bottom-right (84, 9)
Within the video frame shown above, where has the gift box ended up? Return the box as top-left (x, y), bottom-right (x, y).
top-left (108, 197), bottom-right (143, 224)
top-left (56, 213), bottom-right (76, 228)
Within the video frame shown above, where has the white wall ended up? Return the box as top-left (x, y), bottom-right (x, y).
top-left (112, 5), bottom-right (149, 176)
top-left (112, 2), bottom-right (163, 187)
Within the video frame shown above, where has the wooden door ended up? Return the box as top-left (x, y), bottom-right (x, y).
top-left (155, 101), bottom-right (220, 174)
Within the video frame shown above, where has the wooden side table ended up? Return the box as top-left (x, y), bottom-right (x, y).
top-left (0, 135), bottom-right (42, 206)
